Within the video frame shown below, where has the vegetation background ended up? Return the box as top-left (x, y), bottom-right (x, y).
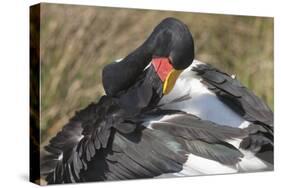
top-left (39, 3), bottom-right (273, 145)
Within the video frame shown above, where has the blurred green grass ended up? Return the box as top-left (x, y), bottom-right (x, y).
top-left (40, 3), bottom-right (273, 143)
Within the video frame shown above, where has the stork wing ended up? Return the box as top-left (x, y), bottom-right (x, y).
top-left (42, 102), bottom-right (272, 184)
top-left (191, 63), bottom-right (273, 164)
top-left (77, 109), bottom-right (245, 181)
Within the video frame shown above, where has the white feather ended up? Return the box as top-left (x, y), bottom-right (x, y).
top-left (58, 153), bottom-right (63, 161)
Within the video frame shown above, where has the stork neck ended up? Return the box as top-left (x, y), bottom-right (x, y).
top-left (114, 65), bottom-right (163, 115)
top-left (102, 40), bottom-right (153, 97)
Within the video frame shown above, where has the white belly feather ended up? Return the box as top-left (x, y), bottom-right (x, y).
top-left (159, 60), bottom-right (249, 128)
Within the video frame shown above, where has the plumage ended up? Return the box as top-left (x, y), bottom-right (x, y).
top-left (41, 18), bottom-right (273, 184)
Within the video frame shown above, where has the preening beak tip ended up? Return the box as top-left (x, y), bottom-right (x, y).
top-left (163, 69), bottom-right (183, 95)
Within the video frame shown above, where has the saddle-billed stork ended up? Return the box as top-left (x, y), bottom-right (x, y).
top-left (41, 17), bottom-right (273, 184)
